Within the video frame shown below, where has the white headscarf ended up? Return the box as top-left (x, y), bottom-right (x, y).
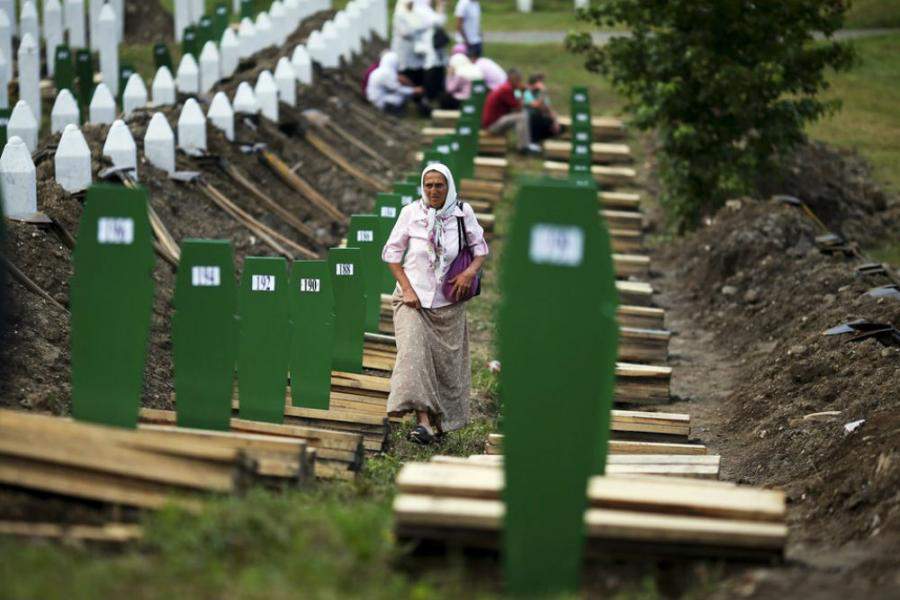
top-left (448, 53), bottom-right (483, 81)
top-left (419, 162), bottom-right (459, 280)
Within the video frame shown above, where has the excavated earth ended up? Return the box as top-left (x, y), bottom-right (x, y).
top-left (649, 142), bottom-right (900, 599)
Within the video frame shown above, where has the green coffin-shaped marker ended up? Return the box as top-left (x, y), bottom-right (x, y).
top-left (173, 239), bottom-right (237, 431)
top-left (392, 182), bottom-right (418, 207)
top-left (71, 184), bottom-right (155, 428)
top-left (328, 247), bottom-right (365, 373)
top-left (348, 214), bottom-right (384, 333)
top-left (53, 45), bottom-right (75, 93)
top-left (374, 193), bottom-right (404, 294)
top-left (500, 176), bottom-right (618, 596)
top-left (154, 43), bottom-right (173, 72)
top-left (289, 260), bottom-right (335, 410)
top-left (237, 256), bottom-right (291, 423)
top-left (75, 49), bottom-right (94, 112)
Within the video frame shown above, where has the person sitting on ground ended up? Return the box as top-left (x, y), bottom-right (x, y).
top-left (382, 163), bottom-right (489, 445)
top-left (481, 68), bottom-right (541, 155)
top-left (361, 50), bottom-right (388, 96)
top-left (366, 51), bottom-right (427, 116)
top-left (472, 53), bottom-right (507, 90)
top-left (522, 73), bottom-right (561, 143)
top-left (441, 51), bottom-right (483, 109)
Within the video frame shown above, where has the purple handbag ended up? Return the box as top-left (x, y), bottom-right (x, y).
top-left (442, 204), bottom-right (482, 302)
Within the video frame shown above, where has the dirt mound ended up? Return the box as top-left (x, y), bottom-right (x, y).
top-left (0, 23), bottom-right (417, 416)
top-left (124, 0), bottom-right (174, 44)
top-left (758, 141), bottom-right (900, 248)
top-left (656, 151), bottom-right (900, 595)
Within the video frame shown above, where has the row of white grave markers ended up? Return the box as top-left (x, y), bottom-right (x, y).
top-left (0, 0), bottom-right (119, 56)
top-left (304, 0), bottom-right (387, 70)
top-left (0, 0), bottom-right (121, 114)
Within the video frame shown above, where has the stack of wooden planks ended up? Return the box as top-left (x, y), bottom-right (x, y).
top-left (420, 127), bottom-right (507, 155)
top-left (0, 409), bottom-right (315, 510)
top-left (431, 454), bottom-right (721, 479)
top-left (393, 461), bottom-right (787, 561)
top-left (543, 160), bottom-right (637, 188)
top-left (543, 140), bottom-right (633, 164)
top-left (139, 408), bottom-right (366, 481)
top-left (485, 433), bottom-right (703, 457)
top-left (429, 111), bottom-right (627, 142)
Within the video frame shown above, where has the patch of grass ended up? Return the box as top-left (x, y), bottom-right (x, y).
top-left (0, 485), bottom-right (493, 599)
top-left (808, 33), bottom-right (900, 192)
top-left (845, 0), bottom-right (900, 29)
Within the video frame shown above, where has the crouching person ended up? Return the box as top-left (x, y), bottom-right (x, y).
top-left (366, 51), bottom-right (430, 117)
top-left (481, 68), bottom-right (540, 155)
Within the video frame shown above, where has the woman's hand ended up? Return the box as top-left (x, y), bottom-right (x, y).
top-left (401, 286), bottom-right (422, 309)
top-left (449, 268), bottom-right (477, 300)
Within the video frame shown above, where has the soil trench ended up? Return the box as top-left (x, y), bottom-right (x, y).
top-left (647, 144), bottom-right (900, 597)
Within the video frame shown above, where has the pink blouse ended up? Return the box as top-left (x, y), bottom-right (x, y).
top-left (382, 201), bottom-right (490, 309)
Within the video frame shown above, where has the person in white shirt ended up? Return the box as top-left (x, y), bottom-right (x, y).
top-left (454, 0), bottom-right (482, 58)
top-left (415, 0), bottom-right (449, 102)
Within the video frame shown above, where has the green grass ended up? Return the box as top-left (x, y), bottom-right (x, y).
top-left (808, 34), bottom-right (900, 193)
top-left (845, 0), bottom-right (900, 28)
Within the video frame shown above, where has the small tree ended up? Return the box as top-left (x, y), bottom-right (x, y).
top-left (566, 0), bottom-right (855, 229)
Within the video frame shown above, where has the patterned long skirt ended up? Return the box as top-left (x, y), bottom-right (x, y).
top-left (386, 290), bottom-right (471, 433)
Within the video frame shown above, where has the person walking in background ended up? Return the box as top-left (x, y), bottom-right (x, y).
top-left (454, 0), bottom-right (482, 58)
top-left (473, 53), bottom-right (507, 90)
top-left (382, 163), bottom-right (489, 445)
top-left (482, 69), bottom-right (540, 155)
top-left (523, 73), bottom-right (562, 143)
top-left (366, 51), bottom-right (427, 116)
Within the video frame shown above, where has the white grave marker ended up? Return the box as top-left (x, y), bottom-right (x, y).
top-left (98, 3), bottom-right (119, 95)
top-left (233, 81), bottom-right (259, 115)
top-left (8, 100), bottom-right (38, 152)
top-left (199, 41), bottom-right (220, 95)
top-left (269, 1), bottom-right (288, 46)
top-left (0, 13), bottom-right (11, 89)
top-left (102, 119), bottom-right (138, 180)
top-left (54, 123), bottom-right (92, 193)
top-left (151, 65), bottom-right (176, 107)
top-left (122, 73), bottom-right (148, 118)
top-left (0, 0), bottom-right (15, 37)
top-left (255, 70), bottom-right (278, 122)
top-left (207, 91), bottom-right (234, 141)
top-left (144, 112), bottom-right (176, 174)
top-left (88, 0), bottom-right (102, 49)
top-left (17, 33), bottom-right (41, 124)
top-left (177, 97), bottom-right (207, 154)
top-left (64, 0), bottom-right (86, 48)
top-left (174, 0), bottom-right (191, 43)
top-left (0, 137), bottom-right (37, 218)
top-left (0, 46), bottom-right (8, 109)
top-left (176, 52), bottom-right (200, 95)
top-left (88, 82), bottom-right (116, 124)
top-left (237, 18), bottom-right (257, 59)
top-left (274, 57), bottom-right (296, 108)
top-left (19, 2), bottom-right (40, 48)
top-left (291, 45), bottom-right (312, 85)
top-left (219, 27), bottom-right (239, 78)
top-left (255, 12), bottom-right (274, 50)
top-left (50, 88), bottom-right (80, 133)
top-left (44, 0), bottom-right (64, 76)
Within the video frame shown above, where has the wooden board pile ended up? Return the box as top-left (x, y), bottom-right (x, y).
top-left (0, 409), bottom-right (315, 511)
top-left (393, 461), bottom-right (787, 561)
top-left (139, 408), bottom-right (366, 481)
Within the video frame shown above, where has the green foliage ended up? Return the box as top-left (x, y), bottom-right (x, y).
top-left (566, 0), bottom-right (856, 229)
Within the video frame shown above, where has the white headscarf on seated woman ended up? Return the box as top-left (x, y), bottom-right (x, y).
top-left (447, 52), bottom-right (483, 81)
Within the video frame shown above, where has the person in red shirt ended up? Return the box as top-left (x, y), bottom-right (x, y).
top-left (481, 69), bottom-right (540, 154)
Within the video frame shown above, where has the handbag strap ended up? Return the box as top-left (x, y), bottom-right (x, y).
top-left (457, 203), bottom-right (471, 252)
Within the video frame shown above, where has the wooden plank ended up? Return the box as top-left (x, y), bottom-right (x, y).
top-left (616, 280), bottom-right (654, 306)
top-left (0, 521), bottom-right (144, 543)
top-left (394, 495), bottom-right (786, 550)
top-left (612, 254), bottom-right (650, 278)
top-left (618, 305), bottom-right (665, 330)
top-left (397, 463), bottom-right (782, 521)
top-left (600, 191), bottom-right (642, 211)
top-left (543, 140), bottom-right (633, 164)
top-left (611, 228), bottom-right (644, 254)
top-left (543, 160), bottom-right (637, 187)
top-left (486, 434), bottom-right (702, 455)
top-left (557, 115), bottom-right (627, 140)
top-left (460, 178), bottom-right (504, 203)
top-left (602, 210), bottom-right (644, 231)
top-left (0, 455), bottom-right (204, 511)
top-left (432, 455), bottom-right (718, 478)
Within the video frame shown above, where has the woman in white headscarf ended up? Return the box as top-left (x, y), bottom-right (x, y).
top-left (366, 51), bottom-right (422, 115)
top-left (441, 51), bottom-right (483, 108)
top-left (382, 163), bottom-right (489, 444)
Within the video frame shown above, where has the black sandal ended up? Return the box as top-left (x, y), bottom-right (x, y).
top-left (408, 425), bottom-right (435, 445)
